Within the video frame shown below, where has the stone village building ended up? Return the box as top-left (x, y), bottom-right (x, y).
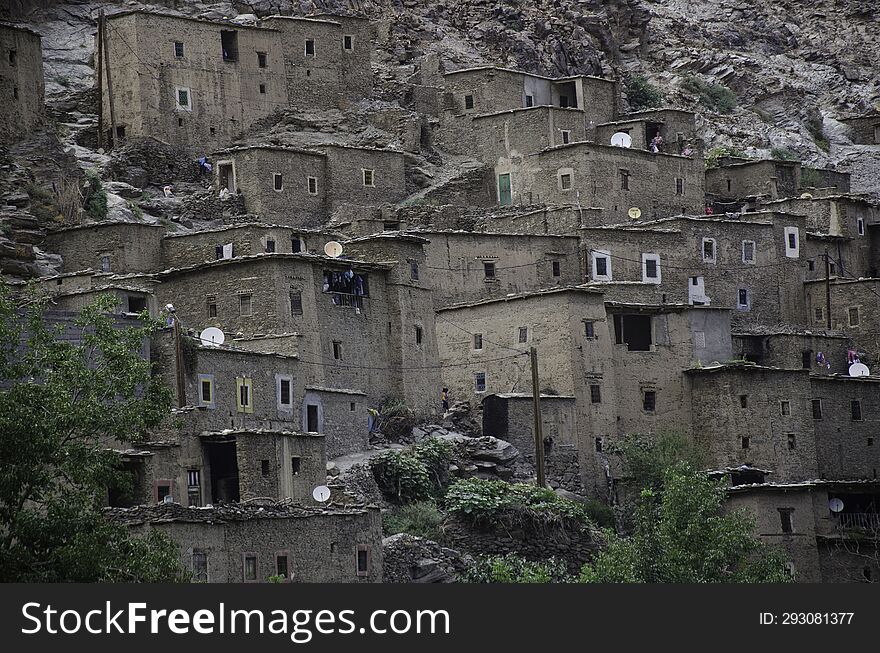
top-left (0, 22), bottom-right (44, 143)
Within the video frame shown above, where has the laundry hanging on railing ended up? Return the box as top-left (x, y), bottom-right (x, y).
top-left (323, 270), bottom-right (369, 297)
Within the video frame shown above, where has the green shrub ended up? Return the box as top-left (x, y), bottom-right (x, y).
top-left (461, 553), bottom-right (574, 583)
top-left (625, 75), bottom-right (663, 111)
top-left (770, 147), bottom-right (798, 161)
top-left (83, 171), bottom-right (108, 221)
top-left (444, 478), bottom-right (595, 532)
top-left (371, 438), bottom-right (454, 503)
top-left (682, 75), bottom-right (737, 114)
top-left (800, 166), bottom-right (822, 188)
top-left (704, 145), bottom-right (748, 168)
top-left (383, 501), bottom-right (445, 540)
top-left (581, 498), bottom-right (616, 528)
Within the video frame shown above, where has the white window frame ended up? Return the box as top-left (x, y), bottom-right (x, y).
top-left (307, 176), bottom-right (318, 195)
top-left (362, 169), bottom-right (375, 187)
top-left (557, 168), bottom-right (573, 192)
top-left (272, 172), bottom-right (283, 192)
top-left (591, 249), bottom-right (612, 281)
top-left (701, 237), bottom-right (717, 264)
top-left (276, 374), bottom-right (293, 412)
top-left (641, 253), bottom-right (661, 284)
top-left (742, 240), bottom-right (756, 264)
top-left (198, 374), bottom-right (215, 409)
top-left (175, 86), bottom-right (193, 111)
top-left (784, 226), bottom-right (800, 258)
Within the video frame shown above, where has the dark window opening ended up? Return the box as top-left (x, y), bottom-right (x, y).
top-left (741, 436), bottom-right (750, 449)
top-left (280, 379), bottom-right (291, 405)
top-left (218, 163), bottom-right (233, 190)
top-left (645, 258), bottom-right (658, 279)
top-left (187, 469), bottom-right (201, 507)
top-left (221, 31), bottom-right (239, 62)
top-left (276, 555), bottom-right (289, 579)
top-left (779, 508), bottom-right (793, 534)
top-left (415, 326), bottom-right (423, 345)
top-left (812, 399), bottom-right (822, 420)
top-left (290, 291), bottom-right (302, 316)
top-left (201, 380), bottom-right (212, 403)
top-left (518, 327), bottom-right (528, 343)
top-left (595, 256), bottom-right (608, 277)
top-left (473, 333), bottom-right (483, 350)
top-left (261, 459), bottom-right (270, 477)
top-left (9, 49), bottom-right (17, 66)
top-left (595, 437), bottom-right (603, 453)
top-left (257, 52), bottom-right (267, 68)
top-left (524, 94), bottom-right (534, 107)
top-left (291, 457), bottom-right (301, 475)
top-left (291, 237), bottom-right (302, 253)
top-left (127, 295), bottom-right (147, 313)
top-left (483, 261), bottom-right (496, 279)
top-left (613, 314), bottom-right (652, 351)
top-left (475, 372), bottom-right (486, 392)
top-left (343, 35), bottom-right (353, 50)
top-left (590, 384), bottom-right (601, 404)
top-left (205, 439), bottom-right (239, 503)
top-left (192, 551), bottom-right (207, 582)
top-left (802, 350), bottom-right (812, 369)
top-left (643, 390), bottom-right (656, 413)
top-left (675, 177), bottom-right (684, 195)
top-left (584, 321), bottom-right (595, 339)
top-left (259, 83), bottom-right (266, 94)
top-left (207, 300), bottom-right (218, 318)
top-left (243, 555), bottom-right (257, 581)
top-left (464, 94), bottom-right (474, 110)
top-left (787, 434), bottom-right (796, 450)
top-left (788, 232), bottom-right (797, 249)
top-left (174, 42), bottom-right (184, 58)
top-left (306, 404), bottom-right (319, 433)
top-left (273, 173), bottom-right (283, 190)
top-left (552, 260), bottom-right (561, 277)
top-left (13, 86), bottom-right (19, 100)
top-left (357, 547), bottom-right (370, 575)
top-left (852, 400), bottom-right (863, 421)
top-left (333, 341), bottom-right (342, 360)
top-left (559, 95), bottom-right (570, 108)
top-left (739, 394), bottom-right (748, 408)
top-left (305, 39), bottom-right (315, 56)
top-left (266, 239), bottom-right (276, 253)
top-left (619, 169), bottom-right (630, 190)
top-left (410, 261), bottom-right (420, 280)
top-left (561, 130), bottom-right (571, 144)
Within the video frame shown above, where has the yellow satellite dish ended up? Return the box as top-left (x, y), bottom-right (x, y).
top-left (628, 207), bottom-right (642, 220)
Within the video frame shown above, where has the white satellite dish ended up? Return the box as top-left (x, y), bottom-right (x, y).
top-left (829, 497), bottom-right (844, 513)
top-left (610, 131), bottom-right (633, 148)
top-left (849, 362), bottom-right (870, 377)
top-left (800, 192), bottom-right (814, 199)
top-left (628, 207), bottom-right (642, 220)
top-left (199, 327), bottom-right (225, 347)
top-left (313, 485), bottom-right (331, 502)
top-left (324, 241), bottom-right (343, 258)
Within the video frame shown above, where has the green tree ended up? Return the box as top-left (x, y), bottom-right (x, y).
top-left (461, 553), bottom-right (574, 583)
top-left (580, 463), bottom-right (791, 583)
top-left (0, 285), bottom-right (186, 581)
top-left (625, 75), bottom-right (663, 111)
top-left (612, 432), bottom-right (704, 492)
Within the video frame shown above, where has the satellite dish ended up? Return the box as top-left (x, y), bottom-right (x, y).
top-left (628, 207), bottom-right (642, 220)
top-left (829, 498), bottom-right (844, 513)
top-left (849, 362), bottom-right (870, 377)
top-left (313, 485), bottom-right (331, 502)
top-left (162, 495), bottom-right (174, 504)
top-left (800, 192), bottom-right (814, 199)
top-left (199, 327), bottom-right (225, 347)
top-left (324, 241), bottom-right (343, 258)
top-left (610, 132), bottom-right (632, 148)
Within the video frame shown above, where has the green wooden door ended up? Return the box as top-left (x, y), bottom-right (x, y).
top-left (498, 173), bottom-right (512, 205)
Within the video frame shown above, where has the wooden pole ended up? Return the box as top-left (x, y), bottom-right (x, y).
top-left (173, 315), bottom-right (186, 409)
top-left (96, 12), bottom-right (103, 151)
top-left (530, 346), bottom-right (546, 488)
top-left (101, 9), bottom-right (119, 149)
top-left (824, 247), bottom-right (832, 330)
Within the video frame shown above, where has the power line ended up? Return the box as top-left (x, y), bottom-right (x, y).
top-left (588, 248), bottom-right (809, 272)
top-left (295, 351), bottom-right (527, 371)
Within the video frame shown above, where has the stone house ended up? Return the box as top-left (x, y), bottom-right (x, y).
top-left (706, 158), bottom-right (802, 203)
top-left (840, 113), bottom-right (880, 145)
top-left (594, 108), bottom-right (700, 155)
top-left (0, 22), bottom-right (43, 143)
top-left (44, 221), bottom-right (166, 274)
top-left (101, 11), bottom-right (372, 152)
top-left (581, 212), bottom-right (809, 328)
top-left (803, 278), bottom-right (880, 363)
top-left (213, 144), bottom-right (407, 226)
top-left (732, 329), bottom-right (852, 375)
top-left (49, 283), bottom-right (156, 316)
top-left (108, 502), bottom-right (383, 583)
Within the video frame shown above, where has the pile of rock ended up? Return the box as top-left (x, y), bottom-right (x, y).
top-left (382, 533), bottom-right (473, 583)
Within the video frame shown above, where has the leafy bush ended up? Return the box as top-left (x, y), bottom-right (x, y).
top-left (607, 432), bottom-right (704, 492)
top-left (625, 75), bottom-right (663, 111)
top-left (682, 75), bottom-right (737, 114)
top-left (444, 478), bottom-right (595, 532)
top-left (581, 497), bottom-right (616, 528)
top-left (383, 501), bottom-right (445, 540)
top-left (83, 171), bottom-right (108, 221)
top-left (371, 438), bottom-right (454, 503)
top-left (377, 397), bottom-right (416, 441)
top-left (800, 166), bottom-right (822, 189)
top-left (770, 147), bottom-right (799, 161)
top-left (461, 553), bottom-right (574, 583)
top-left (704, 145), bottom-right (748, 168)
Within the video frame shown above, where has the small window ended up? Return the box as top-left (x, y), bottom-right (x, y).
top-left (590, 384), bottom-right (601, 404)
top-left (290, 290), bottom-right (302, 315)
top-left (221, 31), bottom-right (239, 62)
top-left (261, 459), bottom-right (270, 477)
top-left (259, 83), bottom-right (267, 95)
top-left (333, 341), bottom-right (342, 360)
top-left (198, 374), bottom-right (214, 408)
top-left (737, 288), bottom-right (750, 310)
top-left (356, 546), bottom-right (370, 576)
top-left (518, 327), bottom-right (528, 344)
top-left (307, 176), bottom-right (318, 195)
top-left (343, 35), bottom-right (353, 51)
top-left (473, 333), bottom-right (483, 350)
top-left (592, 250), bottom-right (611, 281)
top-left (410, 261), bottom-right (420, 280)
top-left (236, 378), bottom-right (253, 413)
top-left (101, 255), bottom-right (111, 273)
top-left (857, 217), bottom-right (865, 236)
top-left (210, 127), bottom-right (216, 135)
top-left (642, 253), bottom-right (660, 283)
top-left (584, 321), bottom-right (596, 339)
top-left (849, 306), bottom-right (860, 327)
top-left (257, 52), bottom-right (267, 68)
top-left (675, 177), bottom-right (684, 195)
top-left (829, 261), bottom-right (837, 274)
top-left (742, 240), bottom-right (755, 263)
top-left (814, 307), bottom-right (824, 324)
top-left (784, 227), bottom-right (799, 258)
top-left (643, 390), bottom-right (656, 413)
top-left (552, 260), bottom-right (561, 277)
top-left (741, 436), bottom-right (750, 450)
top-left (306, 404), bottom-right (319, 433)
top-left (304, 39), bottom-right (315, 56)
top-left (851, 400), bottom-right (863, 421)
top-left (779, 509), bottom-right (794, 534)
top-left (273, 173), bottom-right (283, 191)
top-left (187, 470), bottom-right (201, 507)
top-left (276, 554), bottom-right (289, 579)
top-left (483, 261), bottom-right (496, 280)
top-left (474, 372), bottom-right (486, 393)
top-left (559, 172), bottom-right (572, 190)
top-left (13, 86), bottom-right (19, 100)
top-left (350, 402), bottom-right (356, 411)
top-left (266, 239), bottom-right (276, 253)
top-left (278, 376), bottom-right (292, 408)
top-left (243, 554), bottom-right (257, 581)
top-left (808, 260), bottom-right (815, 272)
top-left (811, 399), bottom-right (823, 420)
top-left (595, 437), bottom-right (603, 453)
top-left (787, 434), bottom-right (796, 450)
top-left (561, 130), bottom-right (571, 144)
top-left (464, 94), bottom-right (474, 110)
top-left (702, 238), bottom-right (716, 263)
top-left (175, 87), bottom-right (192, 111)
top-left (740, 394), bottom-right (748, 408)
top-left (415, 325), bottom-right (423, 345)
top-left (362, 169), bottom-right (375, 187)
top-left (619, 169), bottom-right (630, 191)
top-left (694, 330), bottom-right (706, 349)
top-left (9, 49), bottom-right (17, 66)
top-left (156, 481), bottom-right (172, 502)
top-left (207, 296), bottom-right (218, 318)
top-left (178, 117), bottom-right (184, 127)
top-left (524, 94), bottom-right (534, 107)
top-left (239, 293), bottom-right (252, 317)
top-left (291, 457), bottom-right (301, 475)
top-left (192, 551), bottom-right (207, 582)
top-left (291, 237), bottom-right (303, 253)
top-left (174, 42), bottom-right (184, 58)
top-left (780, 400), bottom-right (791, 416)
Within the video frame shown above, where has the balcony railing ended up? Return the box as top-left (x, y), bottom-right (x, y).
top-left (327, 292), bottom-right (364, 310)
top-left (834, 512), bottom-right (880, 531)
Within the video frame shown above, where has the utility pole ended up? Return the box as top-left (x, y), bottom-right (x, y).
top-left (529, 346), bottom-right (546, 488)
top-left (100, 9), bottom-right (119, 149)
top-left (96, 11), bottom-right (103, 151)
top-left (824, 247), bottom-right (832, 330)
top-left (172, 313), bottom-right (186, 409)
